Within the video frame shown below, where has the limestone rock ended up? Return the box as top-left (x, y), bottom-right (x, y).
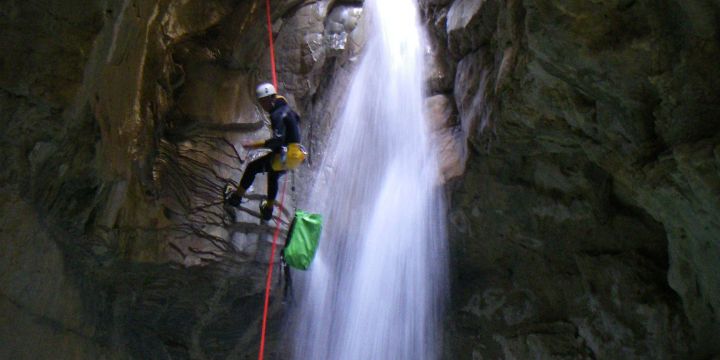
top-left (0, 189), bottom-right (116, 359)
top-left (324, 5), bottom-right (364, 53)
top-left (161, 0), bottom-right (236, 41)
top-left (426, 94), bottom-right (455, 130)
top-left (273, 2), bottom-right (328, 99)
top-left (446, 0), bottom-right (499, 58)
top-left (0, 0), bottom-right (346, 358)
top-left (426, 94), bottom-right (465, 182)
top-left (175, 63), bottom-right (258, 125)
top-left (437, 0), bottom-right (720, 357)
top-left (423, 5), bottom-right (456, 93)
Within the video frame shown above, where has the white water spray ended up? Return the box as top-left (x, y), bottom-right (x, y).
top-left (290, 0), bottom-right (447, 358)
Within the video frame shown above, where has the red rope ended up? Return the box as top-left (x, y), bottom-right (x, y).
top-left (258, 1), bottom-right (283, 359)
top-left (265, 0), bottom-right (278, 89)
top-left (258, 178), bottom-right (287, 360)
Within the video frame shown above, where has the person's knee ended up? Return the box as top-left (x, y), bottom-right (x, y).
top-left (247, 159), bottom-right (264, 174)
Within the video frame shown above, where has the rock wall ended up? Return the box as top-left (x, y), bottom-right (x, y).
top-left (421, 0), bottom-right (720, 358)
top-left (0, 0), bottom-right (362, 358)
top-left (2, 0), bottom-right (718, 358)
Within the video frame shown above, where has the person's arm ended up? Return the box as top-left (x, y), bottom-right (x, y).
top-left (242, 109), bottom-right (287, 149)
top-left (262, 109), bottom-right (286, 149)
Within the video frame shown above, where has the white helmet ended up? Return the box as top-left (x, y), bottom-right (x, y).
top-left (256, 83), bottom-right (276, 99)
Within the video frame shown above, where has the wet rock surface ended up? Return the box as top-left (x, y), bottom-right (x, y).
top-left (422, 0), bottom-right (720, 358)
top-left (0, 0), bottom-right (361, 358)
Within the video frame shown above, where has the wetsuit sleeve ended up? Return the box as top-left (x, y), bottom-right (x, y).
top-left (263, 109), bottom-right (286, 149)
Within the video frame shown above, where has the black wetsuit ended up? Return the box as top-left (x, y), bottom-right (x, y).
top-left (239, 97), bottom-right (301, 201)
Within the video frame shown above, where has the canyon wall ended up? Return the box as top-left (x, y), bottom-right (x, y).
top-left (2, 0), bottom-right (718, 358)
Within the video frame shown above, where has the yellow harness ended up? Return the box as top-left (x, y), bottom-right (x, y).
top-left (271, 143), bottom-right (307, 171)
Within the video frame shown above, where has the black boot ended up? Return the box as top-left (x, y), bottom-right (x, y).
top-left (224, 184), bottom-right (243, 207)
top-left (259, 200), bottom-right (275, 221)
top-left (223, 185), bottom-right (242, 222)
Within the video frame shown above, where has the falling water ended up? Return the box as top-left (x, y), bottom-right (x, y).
top-left (290, 0), bottom-right (447, 359)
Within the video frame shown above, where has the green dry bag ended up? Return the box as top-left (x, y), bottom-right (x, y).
top-left (283, 210), bottom-right (323, 270)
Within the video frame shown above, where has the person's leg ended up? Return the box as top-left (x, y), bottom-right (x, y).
top-left (266, 170), bottom-right (282, 203)
top-left (228, 153), bottom-right (272, 206)
top-left (260, 170), bottom-right (285, 220)
top-left (239, 155), bottom-right (271, 191)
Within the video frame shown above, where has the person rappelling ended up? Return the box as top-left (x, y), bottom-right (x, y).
top-left (224, 82), bottom-right (306, 221)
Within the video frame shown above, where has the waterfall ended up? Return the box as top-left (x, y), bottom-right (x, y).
top-left (289, 0), bottom-right (448, 358)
